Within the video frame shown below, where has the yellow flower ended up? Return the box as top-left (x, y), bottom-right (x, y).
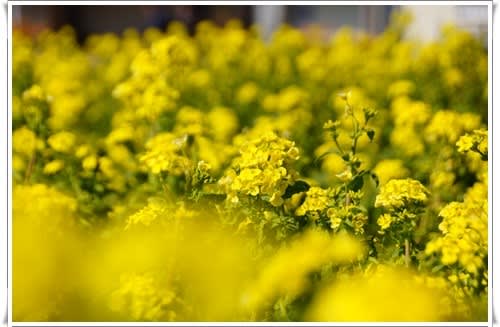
top-left (425, 111), bottom-right (481, 144)
top-left (391, 99), bottom-right (430, 127)
top-left (373, 159), bottom-right (409, 185)
top-left (12, 96), bottom-right (22, 121)
top-left (107, 144), bottom-right (133, 169)
top-left (444, 68), bottom-right (463, 87)
top-left (327, 208), bottom-right (342, 230)
top-left (82, 155), bottom-right (98, 171)
top-left (43, 160), bottom-right (64, 175)
top-left (295, 187), bottom-right (330, 217)
top-left (307, 265), bottom-right (445, 322)
top-left (47, 131), bottom-right (76, 153)
top-left (13, 183), bottom-right (78, 228)
top-left (243, 230), bottom-right (365, 311)
top-left (13, 154), bottom-right (26, 172)
top-left (136, 78), bottom-right (179, 121)
top-left (125, 199), bottom-right (168, 230)
top-left (425, 195), bottom-right (487, 281)
top-left (390, 126), bottom-right (425, 156)
top-left (188, 69), bottom-right (211, 88)
top-left (106, 125), bottom-right (136, 145)
top-left (222, 132), bottom-right (300, 206)
top-left (236, 82), bottom-right (259, 104)
top-left (456, 134), bottom-right (474, 153)
top-left (430, 171), bottom-right (455, 189)
top-left (109, 272), bottom-right (177, 321)
top-left (13, 126), bottom-right (44, 158)
top-left (323, 120), bottom-right (339, 130)
top-left (207, 106), bottom-right (239, 142)
top-left (75, 144), bottom-right (91, 158)
top-left (375, 178), bottom-right (429, 209)
top-left (377, 213), bottom-right (394, 232)
top-left (22, 84), bottom-right (46, 101)
top-left (456, 129), bottom-right (488, 156)
top-left (387, 80), bottom-right (415, 98)
top-left (139, 133), bottom-right (193, 175)
top-left (98, 156), bottom-right (117, 178)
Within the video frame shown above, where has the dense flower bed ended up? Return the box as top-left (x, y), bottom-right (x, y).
top-left (12, 13), bottom-right (488, 322)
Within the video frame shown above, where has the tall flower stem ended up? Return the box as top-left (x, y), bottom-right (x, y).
top-left (405, 238), bottom-right (410, 267)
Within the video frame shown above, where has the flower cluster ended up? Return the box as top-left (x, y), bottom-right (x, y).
top-left (139, 133), bottom-right (193, 175)
top-left (13, 183), bottom-right (77, 230)
top-left (243, 230), bottom-right (366, 312)
top-left (456, 129), bottom-right (488, 158)
top-left (113, 35), bottom-right (197, 122)
top-left (295, 187), bottom-right (331, 217)
top-left (375, 178), bottom-right (429, 210)
top-left (307, 265), bottom-right (446, 322)
top-left (13, 126), bottom-right (44, 161)
top-left (390, 97), bottom-right (431, 157)
top-left (220, 132), bottom-right (300, 206)
top-left (426, 201), bottom-right (487, 270)
top-left (425, 110), bottom-right (481, 144)
top-left (372, 159), bottom-right (410, 185)
top-left (109, 272), bottom-right (179, 321)
top-left (425, 200), bottom-right (487, 294)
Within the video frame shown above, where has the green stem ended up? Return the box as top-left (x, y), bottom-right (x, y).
top-left (24, 153), bottom-right (36, 184)
top-left (344, 184), bottom-right (350, 207)
top-left (333, 136), bottom-right (345, 156)
top-left (405, 238), bottom-right (410, 267)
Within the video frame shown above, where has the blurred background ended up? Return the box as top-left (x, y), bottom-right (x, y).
top-left (12, 5), bottom-right (488, 44)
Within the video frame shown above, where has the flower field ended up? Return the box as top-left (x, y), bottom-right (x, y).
top-left (12, 13), bottom-right (488, 322)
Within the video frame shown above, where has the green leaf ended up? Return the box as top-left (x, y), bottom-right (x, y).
top-left (344, 219), bottom-right (353, 227)
top-left (370, 172), bottom-right (380, 187)
top-left (432, 264), bottom-right (444, 273)
top-left (283, 180), bottom-right (310, 199)
top-left (366, 129), bottom-right (375, 142)
top-left (348, 175), bottom-right (364, 191)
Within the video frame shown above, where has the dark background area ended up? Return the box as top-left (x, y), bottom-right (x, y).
top-left (13, 5), bottom-right (393, 42)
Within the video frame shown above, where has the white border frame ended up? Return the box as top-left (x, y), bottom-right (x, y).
top-left (4, 1), bottom-right (495, 327)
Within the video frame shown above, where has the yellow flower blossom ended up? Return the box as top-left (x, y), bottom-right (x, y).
top-left (390, 125), bottom-right (425, 156)
top-left (375, 179), bottom-right (429, 209)
top-left (373, 159), bottom-right (409, 185)
top-left (82, 155), bottom-right (98, 171)
top-left (43, 159), bottom-right (64, 175)
top-left (307, 265), bottom-right (445, 322)
top-left (47, 131), bottom-right (76, 153)
top-left (430, 171), bottom-right (456, 189)
top-left (425, 199), bottom-right (487, 276)
top-left (109, 272), bottom-right (177, 321)
top-left (139, 133), bottom-right (193, 175)
top-left (125, 198), bottom-right (168, 230)
top-left (207, 106), bottom-right (239, 142)
top-left (456, 129), bottom-right (487, 156)
top-left (75, 144), bottom-right (92, 159)
top-left (377, 213), bottom-right (394, 232)
top-left (221, 132), bottom-right (300, 206)
top-left (13, 126), bottom-right (44, 158)
top-left (387, 79), bottom-right (415, 98)
top-left (236, 82), bottom-right (259, 104)
top-left (295, 187), bottom-right (331, 217)
top-left (243, 230), bottom-right (365, 311)
top-left (425, 111), bottom-right (481, 144)
top-left (22, 84), bottom-right (46, 101)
